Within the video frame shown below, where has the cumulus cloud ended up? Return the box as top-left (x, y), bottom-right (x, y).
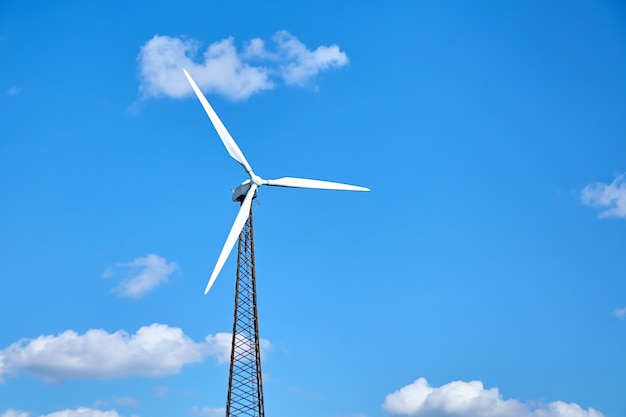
top-left (202, 332), bottom-right (233, 364)
top-left (581, 173), bottom-right (626, 219)
top-left (136, 31), bottom-right (348, 101)
top-left (382, 378), bottom-right (603, 417)
top-left (0, 324), bottom-right (269, 383)
top-left (103, 254), bottom-right (177, 298)
top-left (271, 31), bottom-right (349, 87)
top-left (204, 332), bottom-right (271, 365)
top-left (190, 407), bottom-right (225, 417)
top-left (1, 409), bottom-right (121, 417)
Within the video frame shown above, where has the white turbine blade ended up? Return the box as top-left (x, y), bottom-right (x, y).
top-left (183, 68), bottom-right (254, 175)
top-left (265, 177), bottom-right (370, 192)
top-left (204, 184), bottom-right (258, 294)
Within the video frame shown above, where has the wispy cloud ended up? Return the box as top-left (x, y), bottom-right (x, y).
top-left (154, 385), bottom-right (169, 399)
top-left (0, 324), bottom-right (269, 383)
top-left (44, 410), bottom-right (121, 417)
top-left (5, 87), bottom-right (21, 96)
top-left (191, 407), bottom-right (226, 417)
top-left (136, 31), bottom-right (348, 102)
top-left (1, 410), bottom-right (29, 417)
top-left (614, 307), bottom-right (626, 319)
top-left (581, 173), bottom-right (626, 219)
top-left (102, 254), bottom-right (177, 298)
top-left (112, 398), bottom-right (138, 408)
top-left (1, 409), bottom-right (121, 417)
top-left (383, 378), bottom-right (603, 417)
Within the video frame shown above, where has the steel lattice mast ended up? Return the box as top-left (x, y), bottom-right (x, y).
top-left (226, 202), bottom-right (265, 417)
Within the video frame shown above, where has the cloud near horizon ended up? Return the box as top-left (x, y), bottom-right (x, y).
top-left (1, 410), bottom-right (30, 417)
top-left (136, 31), bottom-right (348, 101)
top-left (581, 173), bottom-right (626, 219)
top-left (190, 407), bottom-right (226, 417)
top-left (0, 324), bottom-right (270, 383)
top-left (102, 253), bottom-right (177, 298)
top-left (383, 378), bottom-right (603, 417)
top-left (1, 409), bottom-right (120, 417)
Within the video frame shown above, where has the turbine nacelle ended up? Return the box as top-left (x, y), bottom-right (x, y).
top-left (232, 180), bottom-right (257, 202)
top-left (182, 68), bottom-right (369, 294)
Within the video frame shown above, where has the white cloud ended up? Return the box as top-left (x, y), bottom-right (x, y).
top-left (204, 332), bottom-right (271, 365)
top-left (103, 254), bottom-right (177, 298)
top-left (136, 31), bottom-right (348, 101)
top-left (1, 410), bottom-right (121, 417)
top-left (272, 31), bottom-right (348, 87)
top-left (41, 409), bottom-right (121, 417)
top-left (581, 173), bottom-right (626, 219)
top-left (202, 332), bottom-right (233, 364)
top-left (0, 324), bottom-right (267, 383)
top-left (613, 307), bottom-right (626, 319)
top-left (1, 410), bottom-right (29, 417)
top-left (5, 86), bottom-right (21, 96)
top-left (190, 407), bottom-right (225, 417)
top-left (383, 378), bottom-right (604, 417)
top-left (137, 35), bottom-right (272, 101)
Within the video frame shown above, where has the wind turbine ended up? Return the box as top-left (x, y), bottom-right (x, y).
top-left (182, 68), bottom-right (368, 417)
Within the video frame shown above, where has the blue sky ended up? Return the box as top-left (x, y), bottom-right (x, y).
top-left (1, 1), bottom-right (625, 417)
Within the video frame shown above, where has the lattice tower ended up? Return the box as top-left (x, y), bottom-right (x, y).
top-left (225, 204), bottom-right (265, 417)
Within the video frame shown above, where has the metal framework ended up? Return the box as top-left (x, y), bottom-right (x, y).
top-left (226, 203), bottom-right (265, 417)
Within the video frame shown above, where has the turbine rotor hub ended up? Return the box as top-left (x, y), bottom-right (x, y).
top-left (251, 174), bottom-right (264, 186)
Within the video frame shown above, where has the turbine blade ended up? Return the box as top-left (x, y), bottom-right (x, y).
top-left (265, 177), bottom-right (370, 192)
top-left (183, 68), bottom-right (254, 175)
top-left (204, 184), bottom-right (257, 294)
